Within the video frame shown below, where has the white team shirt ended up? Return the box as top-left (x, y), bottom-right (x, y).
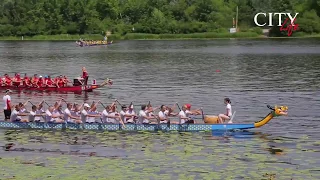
top-left (3, 95), bottom-right (11, 110)
top-left (101, 109), bottom-right (109, 123)
top-left (45, 109), bottom-right (53, 122)
top-left (178, 110), bottom-right (188, 124)
top-left (81, 109), bottom-right (88, 123)
top-left (158, 111), bottom-right (168, 123)
top-left (107, 112), bottom-right (117, 124)
top-left (226, 104), bottom-right (232, 117)
top-left (138, 110), bottom-right (148, 124)
top-left (35, 109), bottom-right (44, 122)
top-left (52, 110), bottom-right (61, 122)
top-left (10, 109), bottom-right (19, 121)
top-left (29, 110), bottom-right (36, 122)
top-left (63, 108), bottom-right (73, 122)
top-left (125, 110), bottom-right (135, 123)
top-left (87, 110), bottom-right (98, 123)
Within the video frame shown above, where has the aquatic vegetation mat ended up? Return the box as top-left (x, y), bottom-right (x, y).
top-left (0, 130), bottom-right (319, 180)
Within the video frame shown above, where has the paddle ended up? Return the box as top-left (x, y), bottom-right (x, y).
top-left (115, 99), bottom-right (122, 107)
top-left (201, 108), bottom-right (205, 122)
top-left (44, 101), bottom-right (50, 107)
top-left (97, 101), bottom-right (107, 124)
top-left (176, 102), bottom-right (181, 111)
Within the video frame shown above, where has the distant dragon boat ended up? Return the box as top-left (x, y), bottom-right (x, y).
top-left (0, 78), bottom-right (113, 92)
top-left (0, 105), bottom-right (288, 132)
top-left (76, 40), bottom-right (113, 47)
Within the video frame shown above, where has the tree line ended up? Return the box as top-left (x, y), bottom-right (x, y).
top-left (0, 0), bottom-right (319, 37)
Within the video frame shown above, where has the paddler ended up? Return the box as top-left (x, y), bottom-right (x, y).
top-left (119, 105), bottom-right (127, 122)
top-left (12, 73), bottom-right (21, 87)
top-left (138, 105), bottom-right (157, 124)
top-left (101, 103), bottom-right (121, 124)
top-left (58, 75), bottom-right (64, 87)
top-left (62, 76), bottom-right (70, 86)
top-left (110, 103), bottom-right (124, 124)
top-left (81, 103), bottom-right (101, 123)
top-left (183, 103), bottom-right (202, 120)
top-left (63, 103), bottom-right (82, 124)
top-left (45, 106), bottom-right (64, 123)
top-left (18, 100), bottom-right (29, 113)
top-left (10, 105), bottom-right (29, 122)
top-left (44, 75), bottom-right (54, 87)
top-left (23, 73), bottom-right (31, 87)
top-left (31, 74), bottom-right (39, 87)
top-left (35, 100), bottom-right (45, 122)
top-left (53, 76), bottom-right (60, 87)
top-left (29, 105), bottom-right (45, 122)
top-left (178, 105), bottom-right (194, 124)
top-left (158, 105), bottom-right (169, 123)
top-left (4, 74), bottom-right (12, 86)
top-left (124, 103), bottom-right (136, 124)
top-left (37, 75), bottom-right (44, 87)
top-left (51, 100), bottom-right (64, 122)
top-left (85, 102), bottom-right (100, 123)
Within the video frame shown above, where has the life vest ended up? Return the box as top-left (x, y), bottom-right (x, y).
top-left (58, 78), bottom-right (64, 87)
top-left (5, 77), bottom-right (11, 85)
top-left (23, 77), bottom-right (30, 86)
top-left (47, 79), bottom-right (53, 86)
top-left (37, 78), bottom-right (44, 87)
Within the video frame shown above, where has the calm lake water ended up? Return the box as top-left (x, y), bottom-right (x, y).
top-left (0, 39), bottom-right (319, 179)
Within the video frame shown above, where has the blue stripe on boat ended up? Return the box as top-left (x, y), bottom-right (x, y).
top-left (211, 124), bottom-right (255, 130)
top-left (0, 121), bottom-right (255, 132)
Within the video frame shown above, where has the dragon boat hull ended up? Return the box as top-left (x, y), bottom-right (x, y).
top-left (0, 105), bottom-right (287, 132)
top-left (0, 84), bottom-right (101, 92)
top-left (0, 78), bottom-right (112, 92)
top-left (0, 121), bottom-right (255, 132)
top-left (76, 42), bottom-right (113, 47)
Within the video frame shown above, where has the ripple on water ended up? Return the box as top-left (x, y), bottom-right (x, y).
top-left (0, 39), bottom-right (320, 179)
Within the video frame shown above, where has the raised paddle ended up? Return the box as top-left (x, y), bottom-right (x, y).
top-left (176, 102), bottom-right (181, 111)
top-left (97, 101), bottom-right (107, 124)
top-left (44, 101), bottom-right (50, 107)
top-left (200, 108), bottom-right (205, 122)
top-left (115, 99), bottom-right (122, 107)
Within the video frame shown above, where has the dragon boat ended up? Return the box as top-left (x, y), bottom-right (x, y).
top-left (0, 78), bottom-right (113, 92)
top-left (76, 40), bottom-right (113, 47)
top-left (0, 105), bottom-right (288, 132)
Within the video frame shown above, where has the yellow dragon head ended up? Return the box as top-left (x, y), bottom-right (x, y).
top-left (99, 78), bottom-right (113, 87)
top-left (268, 105), bottom-right (288, 116)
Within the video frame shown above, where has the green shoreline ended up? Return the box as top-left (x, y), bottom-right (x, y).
top-left (0, 32), bottom-right (319, 41)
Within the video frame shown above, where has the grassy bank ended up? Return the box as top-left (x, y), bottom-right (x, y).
top-left (0, 32), bottom-right (319, 41)
top-left (0, 34), bottom-right (121, 41)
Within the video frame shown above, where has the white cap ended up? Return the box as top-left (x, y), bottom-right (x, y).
top-left (39, 75), bottom-right (42, 78)
top-left (84, 103), bottom-right (90, 108)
